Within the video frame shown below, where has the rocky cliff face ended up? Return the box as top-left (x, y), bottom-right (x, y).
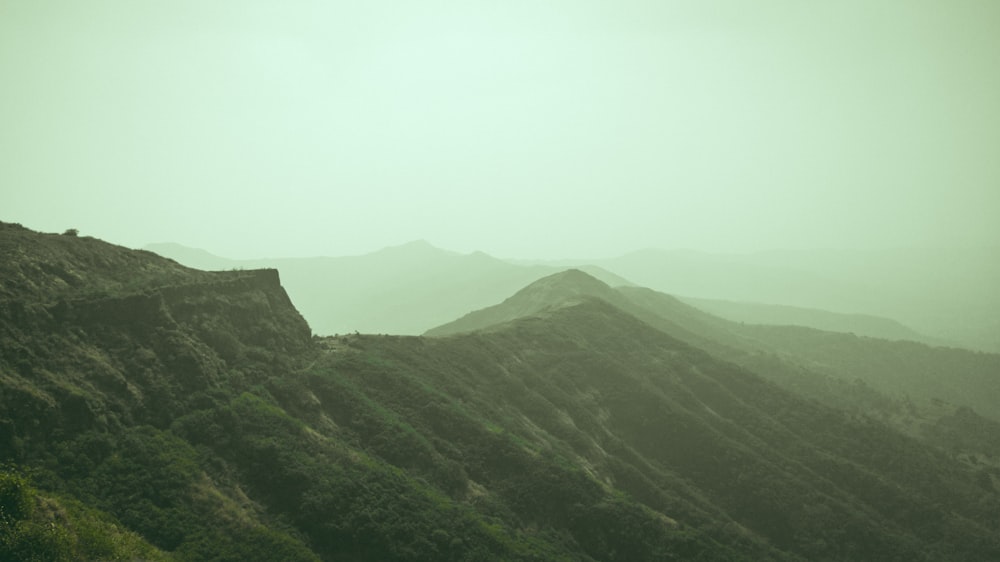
top-left (0, 223), bottom-right (312, 451)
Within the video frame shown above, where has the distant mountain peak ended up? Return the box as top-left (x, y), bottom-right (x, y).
top-left (425, 269), bottom-right (618, 336)
top-left (515, 268), bottom-right (613, 297)
top-left (397, 239), bottom-right (436, 249)
top-left (373, 239), bottom-right (455, 258)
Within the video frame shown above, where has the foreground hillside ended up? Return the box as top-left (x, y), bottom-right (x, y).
top-left (2, 223), bottom-right (999, 560)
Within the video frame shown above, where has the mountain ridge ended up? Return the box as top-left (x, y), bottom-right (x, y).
top-left (144, 240), bottom-right (985, 352)
top-left (143, 241), bottom-right (632, 336)
top-left (680, 295), bottom-right (940, 345)
top-left (427, 268), bottom-right (1000, 425)
top-left (3, 222), bottom-right (999, 560)
top-left (594, 247), bottom-right (1000, 352)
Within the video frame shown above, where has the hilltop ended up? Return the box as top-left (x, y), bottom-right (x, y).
top-left (425, 269), bottom-right (619, 336)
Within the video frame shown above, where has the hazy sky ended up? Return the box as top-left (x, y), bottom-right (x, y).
top-left (2, 0), bottom-right (998, 259)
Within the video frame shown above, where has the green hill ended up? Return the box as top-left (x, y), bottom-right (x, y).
top-left (2, 222), bottom-right (999, 560)
top-left (430, 269), bottom-right (1000, 443)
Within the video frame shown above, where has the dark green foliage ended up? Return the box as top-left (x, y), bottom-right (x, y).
top-left (0, 470), bottom-right (34, 526)
top-left (1, 520), bottom-right (75, 562)
top-left (2, 223), bottom-right (1000, 561)
top-left (174, 524), bottom-right (320, 562)
top-left (738, 324), bottom-right (1000, 421)
top-left (0, 468), bottom-right (166, 561)
top-left (73, 427), bottom-right (201, 549)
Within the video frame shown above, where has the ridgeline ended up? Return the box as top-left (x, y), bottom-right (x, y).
top-left (1, 222), bottom-right (998, 560)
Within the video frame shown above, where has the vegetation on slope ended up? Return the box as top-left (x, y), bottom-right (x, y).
top-left (2, 223), bottom-right (998, 560)
top-left (431, 268), bottom-right (1000, 428)
top-left (0, 468), bottom-right (167, 561)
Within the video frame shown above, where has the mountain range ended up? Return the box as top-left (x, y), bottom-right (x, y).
top-left (429, 269), bottom-right (1000, 424)
top-left (677, 296), bottom-right (940, 345)
top-left (145, 241), bottom-right (992, 353)
top-left (1, 222), bottom-right (997, 561)
top-left (143, 241), bottom-right (632, 337)
top-left (570, 247), bottom-right (1000, 352)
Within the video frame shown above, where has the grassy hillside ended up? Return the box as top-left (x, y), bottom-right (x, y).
top-left (2, 223), bottom-right (999, 560)
top-left (430, 270), bottom-right (1000, 449)
top-left (613, 287), bottom-right (1000, 423)
top-left (331, 303), bottom-right (1000, 560)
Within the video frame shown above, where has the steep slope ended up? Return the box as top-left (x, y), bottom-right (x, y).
top-left (0, 224), bottom-right (754, 560)
top-left (0, 470), bottom-right (169, 560)
top-left (429, 270), bottom-right (1000, 425)
top-left (357, 301), bottom-right (1000, 561)
top-left (734, 324), bottom-right (1000, 418)
top-left (145, 241), bottom-right (632, 336)
top-left (615, 287), bottom-right (1000, 424)
top-left (1, 223), bottom-right (323, 559)
top-left (4, 223), bottom-right (999, 561)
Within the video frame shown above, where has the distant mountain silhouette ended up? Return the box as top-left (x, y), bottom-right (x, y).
top-left (143, 242), bottom-right (235, 271)
top-left (544, 247), bottom-right (1000, 352)
top-left (144, 242), bottom-right (632, 336)
top-left (680, 296), bottom-right (940, 345)
top-left (144, 238), bottom-right (998, 357)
